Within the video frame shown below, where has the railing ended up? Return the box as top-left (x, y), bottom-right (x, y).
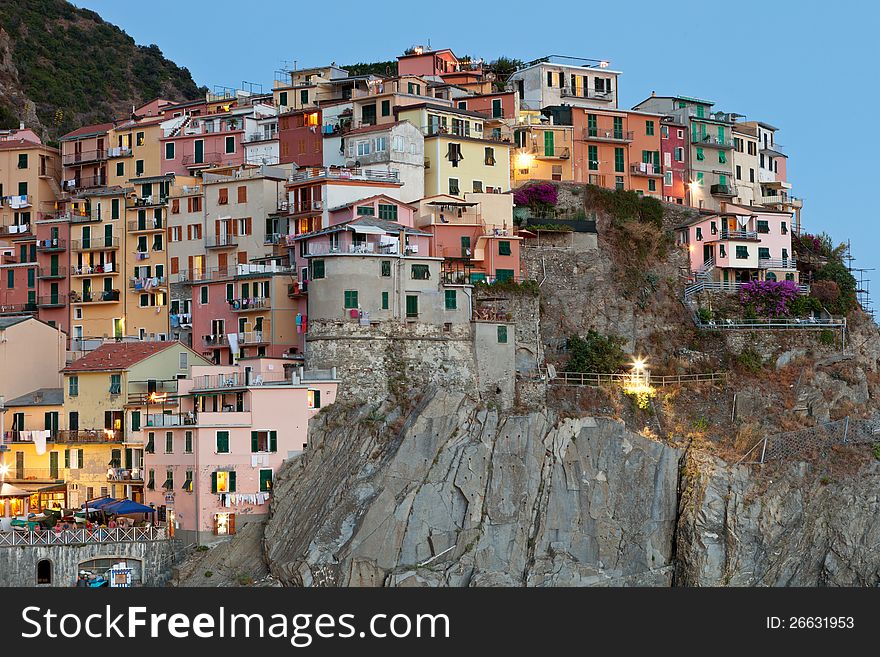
top-left (719, 229), bottom-right (757, 240)
top-left (0, 302), bottom-right (38, 314)
top-left (202, 327), bottom-right (271, 347)
top-left (127, 219), bottom-right (164, 232)
top-left (71, 263), bottom-right (117, 275)
top-left (70, 290), bottom-right (121, 304)
top-left (684, 280), bottom-right (810, 298)
top-left (62, 149), bottom-right (107, 165)
top-left (68, 211), bottom-right (102, 224)
top-left (243, 132), bottom-right (277, 143)
top-left (0, 526), bottom-right (167, 547)
top-left (691, 134), bottom-right (734, 148)
top-left (107, 467), bottom-right (144, 482)
top-left (36, 238), bottom-right (66, 251)
top-left (181, 152), bottom-right (223, 166)
top-left (36, 295), bottom-right (66, 307)
top-left (758, 258), bottom-right (797, 269)
top-left (288, 166), bottom-right (399, 183)
top-left (630, 163), bottom-right (662, 176)
top-left (57, 429), bottom-right (123, 443)
top-left (145, 412), bottom-right (196, 427)
top-left (560, 86), bottom-right (614, 101)
top-left (179, 263), bottom-right (294, 282)
top-left (129, 276), bottom-right (167, 290)
top-left (2, 431), bottom-right (59, 443)
top-left (0, 467), bottom-right (63, 481)
top-left (583, 128), bottom-right (633, 142)
top-left (535, 146), bottom-right (571, 159)
top-left (106, 146), bottom-right (132, 158)
top-left (421, 124), bottom-right (485, 139)
top-left (545, 370), bottom-right (727, 387)
top-left (710, 184), bottom-right (737, 196)
top-left (71, 236), bottom-right (119, 250)
top-left (205, 234), bottom-right (238, 248)
top-left (695, 317), bottom-right (846, 330)
top-left (759, 195), bottom-right (803, 208)
top-left (62, 174), bottom-right (106, 192)
top-left (0, 222), bottom-right (30, 236)
top-left (191, 370), bottom-right (289, 390)
top-left (303, 241), bottom-right (408, 256)
top-left (126, 379), bottom-right (179, 404)
top-left (127, 196), bottom-right (168, 208)
top-left (229, 297), bottom-right (270, 311)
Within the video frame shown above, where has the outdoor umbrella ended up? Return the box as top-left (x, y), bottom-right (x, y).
top-left (81, 497), bottom-right (118, 514)
top-left (102, 499), bottom-right (155, 515)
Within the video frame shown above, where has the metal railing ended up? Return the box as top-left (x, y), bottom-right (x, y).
top-left (205, 234), bottom-right (238, 248)
top-left (181, 152), bottom-right (223, 166)
top-left (62, 149), bottom-right (107, 165)
top-left (127, 196), bottom-right (168, 208)
top-left (36, 238), bottom-right (66, 252)
top-left (145, 412), bottom-right (197, 427)
top-left (127, 219), bottom-right (164, 232)
top-left (758, 257), bottom-right (797, 269)
top-left (56, 429), bottom-right (123, 443)
top-left (179, 263), bottom-right (294, 282)
top-left (0, 222), bottom-right (30, 236)
top-left (545, 370), bottom-right (727, 387)
top-left (0, 302), bottom-right (38, 314)
top-left (719, 229), bottom-right (757, 240)
top-left (583, 128), bottom-right (633, 142)
top-left (243, 132), bottom-right (277, 143)
top-left (36, 295), bottom-right (66, 307)
top-left (630, 163), bottom-right (662, 176)
top-left (0, 526), bottom-right (167, 547)
top-left (191, 370), bottom-right (289, 390)
top-left (288, 166), bottom-right (399, 183)
top-left (70, 290), bottom-right (121, 303)
top-left (695, 316), bottom-right (845, 330)
top-left (129, 276), bottom-right (167, 290)
top-left (0, 467), bottom-right (63, 481)
top-left (71, 263), bottom-right (117, 275)
top-left (560, 86), bottom-right (614, 101)
top-left (229, 297), bottom-right (270, 311)
top-left (71, 236), bottom-right (120, 251)
top-left (68, 211), bottom-right (102, 224)
top-left (691, 134), bottom-right (734, 148)
top-left (535, 146), bottom-right (571, 159)
top-left (685, 280), bottom-right (810, 298)
top-left (710, 183), bottom-right (737, 196)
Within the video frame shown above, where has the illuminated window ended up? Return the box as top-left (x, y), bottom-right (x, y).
top-left (214, 512), bottom-right (235, 536)
top-left (307, 389), bottom-right (322, 409)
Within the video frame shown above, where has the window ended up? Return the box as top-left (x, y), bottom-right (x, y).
top-left (68, 376), bottom-right (78, 397)
top-left (497, 325), bottom-right (508, 344)
top-left (645, 120), bottom-right (655, 136)
top-left (312, 259), bottom-right (325, 279)
top-left (648, 179), bottom-right (656, 192)
top-left (381, 291), bottom-right (389, 309)
top-left (215, 512), bottom-right (236, 536)
top-left (498, 240), bottom-right (511, 256)
top-left (163, 469), bottom-right (174, 491)
top-left (696, 147), bottom-right (705, 161)
top-left (307, 389), bottom-right (322, 409)
top-left (115, 161), bottom-right (124, 177)
top-left (781, 221), bottom-right (788, 235)
top-left (165, 432), bottom-right (173, 454)
top-left (405, 295), bottom-right (418, 318)
top-left (164, 142), bottom-right (175, 160)
top-left (661, 125), bottom-right (669, 138)
top-left (184, 431), bottom-right (193, 454)
top-left (445, 289), bottom-right (457, 310)
top-left (718, 151), bottom-right (727, 164)
top-left (757, 220), bottom-right (770, 234)
top-left (237, 186), bottom-right (247, 203)
top-left (674, 147), bottom-right (683, 162)
top-left (279, 91), bottom-right (288, 106)
top-left (381, 99), bottom-right (390, 116)
top-left (472, 180), bottom-right (483, 193)
top-left (484, 147), bottom-right (496, 166)
top-left (212, 470), bottom-right (235, 493)
top-left (381, 260), bottom-right (391, 277)
top-left (218, 187), bottom-right (228, 205)
top-left (736, 165), bottom-right (742, 180)
top-left (225, 136), bottom-right (235, 154)
top-left (36, 559), bottom-right (51, 585)
top-left (216, 431), bottom-right (230, 454)
top-left (136, 131), bottom-right (145, 147)
top-left (300, 89), bottom-right (309, 105)
top-left (759, 247), bottom-right (771, 260)
top-left (17, 153), bottom-right (28, 169)
top-left (615, 176), bottom-right (624, 190)
top-left (18, 181), bottom-right (27, 196)
top-left (200, 286), bottom-right (208, 304)
top-left (251, 430), bottom-right (277, 453)
top-left (448, 178), bottom-right (460, 195)
top-left (749, 168), bottom-right (755, 183)
top-left (109, 374), bottom-right (121, 395)
top-left (585, 144), bottom-right (598, 170)
top-left (259, 469), bottom-right (273, 492)
top-left (344, 290), bottom-right (359, 309)
top-left (378, 204), bottom-right (397, 221)
top-left (696, 227), bottom-right (703, 241)
top-left (664, 171), bottom-right (673, 186)
top-left (736, 245), bottom-right (749, 259)
top-left (411, 264), bottom-right (430, 280)
top-left (614, 147), bottom-right (625, 173)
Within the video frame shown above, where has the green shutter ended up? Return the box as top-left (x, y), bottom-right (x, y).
top-left (312, 259), bottom-right (325, 278)
top-left (251, 431), bottom-right (259, 452)
top-left (131, 411), bottom-right (140, 432)
top-left (313, 390), bottom-right (321, 408)
top-left (229, 470), bottom-right (236, 492)
top-left (497, 325), bottom-right (508, 343)
top-left (269, 431), bottom-right (277, 452)
top-left (406, 295), bottom-right (418, 317)
top-left (498, 240), bottom-right (511, 256)
top-left (381, 291), bottom-right (389, 309)
top-left (445, 289), bottom-right (457, 310)
top-left (260, 469), bottom-right (273, 492)
top-left (544, 130), bottom-right (554, 156)
top-left (217, 431), bottom-right (229, 453)
top-left (211, 472), bottom-right (217, 493)
top-left (588, 145), bottom-right (598, 170)
top-left (64, 449), bottom-right (70, 468)
top-left (614, 148), bottom-right (625, 173)
top-left (125, 448), bottom-right (133, 469)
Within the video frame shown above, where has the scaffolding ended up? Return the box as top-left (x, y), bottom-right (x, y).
top-left (844, 240), bottom-right (874, 318)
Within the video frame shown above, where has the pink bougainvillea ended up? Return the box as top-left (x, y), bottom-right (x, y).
top-left (513, 182), bottom-right (558, 208)
top-left (738, 279), bottom-right (802, 317)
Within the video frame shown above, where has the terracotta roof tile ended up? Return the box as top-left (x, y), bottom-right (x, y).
top-left (60, 122), bottom-right (115, 141)
top-left (62, 341), bottom-right (179, 373)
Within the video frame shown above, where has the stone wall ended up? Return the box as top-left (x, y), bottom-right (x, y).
top-left (0, 538), bottom-right (175, 587)
top-left (473, 287), bottom-right (542, 375)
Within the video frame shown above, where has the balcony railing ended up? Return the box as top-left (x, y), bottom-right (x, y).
top-left (145, 412), bottom-right (197, 427)
top-left (0, 467), bottom-right (63, 481)
top-left (62, 149), bottom-right (107, 165)
top-left (583, 128), bottom-right (633, 142)
top-left (129, 276), bottom-right (167, 290)
top-left (126, 379), bottom-right (179, 405)
top-left (36, 238), bottom-right (66, 252)
top-left (181, 152), bottom-right (223, 166)
top-left (422, 124), bottom-right (485, 139)
top-left (710, 184), bottom-right (737, 197)
top-left (61, 175), bottom-right (106, 192)
top-left (127, 219), bottom-right (164, 232)
top-left (57, 429), bottom-right (123, 443)
top-left (288, 166), bottom-right (400, 184)
top-left (2, 430), bottom-right (59, 444)
top-left (229, 297), bottom-right (270, 311)
top-left (0, 526), bottom-right (168, 547)
top-left (560, 86), bottom-right (614, 101)
top-left (127, 195), bottom-right (168, 209)
top-left (719, 229), bottom-right (758, 240)
top-left (71, 263), bottom-right (117, 276)
top-left (203, 326), bottom-right (271, 347)
top-left (205, 234), bottom-right (238, 249)
top-left (692, 134), bottom-right (734, 148)
top-left (179, 262), bottom-right (294, 283)
top-left (192, 370), bottom-right (289, 390)
top-left (535, 146), bottom-right (571, 159)
top-left (0, 302), bottom-right (38, 314)
top-left (71, 236), bottom-right (120, 251)
top-left (759, 195), bottom-right (803, 208)
top-left (758, 257), bottom-right (797, 269)
top-left (36, 266), bottom-right (67, 279)
top-left (243, 132), bottom-right (278, 143)
top-left (630, 163), bottom-right (662, 176)
top-left (0, 222), bottom-right (31, 236)
top-left (68, 211), bottom-right (103, 224)
top-left (36, 295), bottom-right (66, 308)
top-left (70, 290), bottom-right (121, 304)
top-left (107, 146), bottom-right (132, 158)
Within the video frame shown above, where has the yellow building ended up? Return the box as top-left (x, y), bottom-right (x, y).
top-left (59, 340), bottom-right (209, 505)
top-left (106, 118), bottom-right (165, 188)
top-left (0, 127), bottom-right (62, 238)
top-left (511, 120), bottom-right (574, 184)
top-left (397, 104), bottom-right (511, 197)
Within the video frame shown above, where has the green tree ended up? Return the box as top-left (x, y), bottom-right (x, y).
top-left (566, 330), bottom-right (628, 374)
top-left (815, 261), bottom-right (858, 314)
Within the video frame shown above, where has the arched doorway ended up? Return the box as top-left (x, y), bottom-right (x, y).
top-left (36, 559), bottom-right (52, 585)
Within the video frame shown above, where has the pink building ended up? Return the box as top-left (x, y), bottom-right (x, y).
top-left (59, 122), bottom-right (114, 191)
top-left (142, 358), bottom-right (338, 544)
top-left (660, 118), bottom-right (688, 205)
top-left (678, 203), bottom-right (797, 285)
top-left (160, 111), bottom-right (246, 176)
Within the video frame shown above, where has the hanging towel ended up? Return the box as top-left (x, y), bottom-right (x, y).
top-left (34, 431), bottom-right (48, 455)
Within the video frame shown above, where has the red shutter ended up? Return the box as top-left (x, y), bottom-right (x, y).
top-left (215, 219), bottom-right (221, 238)
top-left (170, 257), bottom-right (179, 275)
top-left (237, 251), bottom-right (247, 265)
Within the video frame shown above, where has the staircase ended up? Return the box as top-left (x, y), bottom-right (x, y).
top-left (694, 257), bottom-right (715, 282)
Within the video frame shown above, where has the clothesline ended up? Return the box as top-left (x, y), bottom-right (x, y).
top-left (218, 492), bottom-right (270, 507)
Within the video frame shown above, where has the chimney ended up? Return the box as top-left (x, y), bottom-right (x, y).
top-left (19, 121), bottom-right (24, 130)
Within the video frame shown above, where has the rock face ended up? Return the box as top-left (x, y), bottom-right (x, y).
top-left (263, 390), bottom-right (681, 586)
top-left (676, 453), bottom-right (880, 586)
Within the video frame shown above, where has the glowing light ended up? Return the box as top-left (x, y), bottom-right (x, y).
top-left (148, 392), bottom-right (167, 404)
top-left (688, 180), bottom-right (701, 191)
top-left (632, 357), bottom-right (647, 373)
top-left (515, 152), bottom-right (535, 169)
top-left (0, 463), bottom-right (9, 477)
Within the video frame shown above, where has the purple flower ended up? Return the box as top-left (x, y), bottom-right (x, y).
top-left (514, 183), bottom-right (558, 208)
top-left (738, 279), bottom-right (802, 317)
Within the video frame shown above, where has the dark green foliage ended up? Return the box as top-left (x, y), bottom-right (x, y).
top-left (342, 61), bottom-right (398, 77)
top-left (734, 348), bottom-right (764, 373)
top-left (788, 294), bottom-right (823, 317)
top-left (589, 185), bottom-right (664, 229)
top-left (819, 330), bottom-right (836, 347)
top-left (0, 103), bottom-right (18, 129)
top-left (696, 307), bottom-right (712, 323)
top-left (815, 261), bottom-right (858, 314)
top-left (473, 279), bottom-right (539, 296)
top-left (566, 330), bottom-right (628, 374)
top-left (0, 0), bottom-right (202, 137)
top-left (487, 56), bottom-right (525, 91)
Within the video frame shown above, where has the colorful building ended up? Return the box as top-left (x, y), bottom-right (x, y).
top-left (660, 118), bottom-right (689, 204)
top-left (59, 122), bottom-right (114, 193)
top-left (508, 56), bottom-right (620, 111)
top-left (0, 316), bottom-right (66, 403)
top-left (142, 358), bottom-right (337, 544)
top-left (512, 119), bottom-right (574, 184)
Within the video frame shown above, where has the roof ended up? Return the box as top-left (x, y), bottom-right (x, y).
top-left (4, 388), bottom-right (63, 408)
top-left (0, 316), bottom-right (32, 330)
top-left (344, 121), bottom-right (407, 136)
top-left (396, 102), bottom-right (497, 121)
top-left (0, 483), bottom-right (31, 498)
top-left (327, 193), bottom-right (415, 213)
top-left (292, 216), bottom-right (430, 242)
top-left (0, 138), bottom-right (55, 152)
top-left (60, 122), bottom-right (115, 141)
top-left (62, 341), bottom-right (180, 373)
top-left (398, 48), bottom-right (456, 59)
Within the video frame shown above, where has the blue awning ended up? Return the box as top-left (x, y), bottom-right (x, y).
top-left (102, 499), bottom-right (155, 515)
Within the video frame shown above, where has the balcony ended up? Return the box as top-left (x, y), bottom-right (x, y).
top-left (692, 134), bottom-right (734, 149)
top-left (107, 146), bottom-right (133, 158)
top-left (288, 281), bottom-right (307, 297)
top-left (719, 229), bottom-right (758, 241)
top-left (192, 370), bottom-right (290, 391)
top-left (760, 195), bottom-right (803, 209)
top-left (71, 263), bottom-right (117, 276)
top-left (107, 467), bottom-right (143, 482)
top-left (288, 166), bottom-right (400, 184)
top-left (70, 289), bottom-right (121, 304)
top-left (243, 131), bottom-right (277, 143)
top-left (129, 275), bottom-right (167, 290)
top-left (229, 297), bottom-right (270, 312)
top-left (181, 152), bottom-right (223, 167)
top-left (202, 326), bottom-right (271, 348)
top-left (0, 302), bottom-right (37, 315)
top-left (57, 429), bottom-right (123, 443)
top-left (0, 468), bottom-right (64, 482)
top-left (36, 295), bottom-right (66, 308)
top-left (69, 212), bottom-right (104, 224)
top-left (127, 219), bottom-right (164, 233)
top-left (630, 163), bottom-right (662, 177)
top-left (205, 234), bottom-right (238, 249)
top-left (70, 236), bottom-right (119, 251)
top-left (2, 430), bottom-right (59, 444)
top-left (710, 184), bottom-right (737, 197)
top-left (145, 412), bottom-right (197, 427)
top-left (0, 222), bottom-right (31, 237)
top-left (758, 258), bottom-right (797, 270)
top-left (0, 526), bottom-right (168, 546)
top-left (179, 262), bottom-right (293, 283)
top-left (36, 266), bottom-right (67, 280)
top-left (560, 86), bottom-right (614, 102)
top-left (582, 128), bottom-right (633, 143)
top-left (535, 146), bottom-right (570, 159)
top-left (127, 379), bottom-right (180, 405)
top-left (36, 238), bottom-right (66, 252)
top-left (126, 195), bottom-right (168, 209)
top-left (62, 149), bottom-right (107, 166)
top-left (61, 174), bottom-right (106, 192)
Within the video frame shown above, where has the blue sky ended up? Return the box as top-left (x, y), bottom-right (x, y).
top-left (75, 0), bottom-right (878, 302)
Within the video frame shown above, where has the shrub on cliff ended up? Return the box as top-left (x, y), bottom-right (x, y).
top-left (566, 330), bottom-right (628, 374)
top-left (815, 261), bottom-right (858, 314)
top-left (738, 279), bottom-right (802, 318)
